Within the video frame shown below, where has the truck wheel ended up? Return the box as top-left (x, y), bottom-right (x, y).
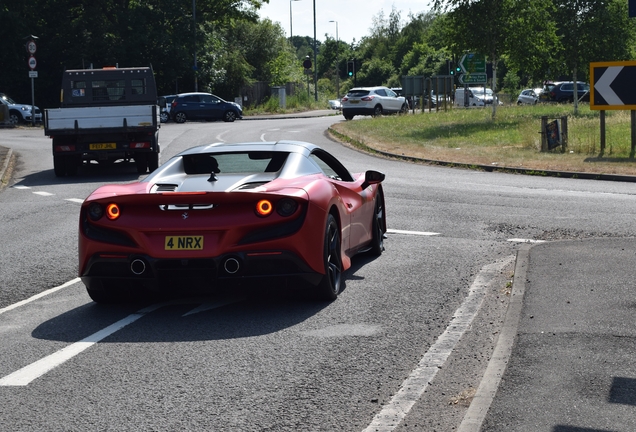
top-left (66, 155), bottom-right (79, 176)
top-left (135, 153), bottom-right (148, 173)
top-left (174, 112), bottom-right (187, 123)
top-left (148, 152), bottom-right (159, 172)
top-left (53, 155), bottom-right (66, 177)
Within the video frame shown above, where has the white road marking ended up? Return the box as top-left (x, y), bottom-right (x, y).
top-left (33, 191), bottom-right (53, 196)
top-left (0, 303), bottom-right (163, 386)
top-left (12, 185), bottom-right (30, 189)
top-left (387, 229), bottom-right (440, 236)
top-left (0, 278), bottom-right (81, 316)
top-left (0, 296), bottom-right (244, 386)
top-left (507, 238), bottom-right (545, 243)
top-left (362, 256), bottom-right (515, 432)
top-left (65, 198), bottom-right (84, 203)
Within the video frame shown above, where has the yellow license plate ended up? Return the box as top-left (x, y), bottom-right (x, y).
top-left (165, 236), bottom-right (204, 250)
top-left (89, 143), bottom-right (117, 150)
top-left (350, 100), bottom-right (360, 104)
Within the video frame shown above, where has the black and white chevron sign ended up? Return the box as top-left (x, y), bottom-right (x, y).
top-left (591, 61), bottom-right (636, 110)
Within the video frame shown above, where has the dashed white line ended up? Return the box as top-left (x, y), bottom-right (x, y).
top-left (0, 278), bottom-right (81, 316)
top-left (65, 198), bottom-right (84, 203)
top-left (32, 191), bottom-right (53, 196)
top-left (507, 238), bottom-right (545, 243)
top-left (362, 256), bottom-right (515, 432)
top-left (0, 303), bottom-right (163, 386)
top-left (0, 296), bottom-right (244, 386)
top-left (12, 185), bottom-right (30, 190)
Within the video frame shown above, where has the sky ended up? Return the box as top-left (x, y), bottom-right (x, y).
top-left (257, 0), bottom-right (431, 45)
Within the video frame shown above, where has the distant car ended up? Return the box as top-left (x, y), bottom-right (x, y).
top-left (158, 94), bottom-right (177, 123)
top-left (78, 140), bottom-right (387, 303)
top-left (170, 92), bottom-right (243, 123)
top-left (341, 86), bottom-right (408, 120)
top-left (517, 89), bottom-right (539, 105)
top-left (547, 81), bottom-right (590, 103)
top-left (328, 99), bottom-right (342, 110)
top-left (0, 93), bottom-right (42, 125)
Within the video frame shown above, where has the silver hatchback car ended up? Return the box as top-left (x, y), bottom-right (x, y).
top-left (341, 86), bottom-right (407, 120)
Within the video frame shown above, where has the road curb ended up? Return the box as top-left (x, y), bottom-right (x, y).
top-left (0, 147), bottom-right (14, 189)
top-left (457, 244), bottom-right (532, 432)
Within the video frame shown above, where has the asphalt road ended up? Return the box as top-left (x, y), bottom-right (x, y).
top-left (1, 115), bottom-right (635, 431)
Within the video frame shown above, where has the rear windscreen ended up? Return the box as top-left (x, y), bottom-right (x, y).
top-left (183, 152), bottom-right (290, 175)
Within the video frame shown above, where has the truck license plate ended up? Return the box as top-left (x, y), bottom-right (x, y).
top-left (90, 143), bottom-right (117, 150)
top-left (165, 236), bottom-right (204, 250)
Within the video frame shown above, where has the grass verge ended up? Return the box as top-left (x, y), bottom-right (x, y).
top-left (329, 104), bottom-right (636, 176)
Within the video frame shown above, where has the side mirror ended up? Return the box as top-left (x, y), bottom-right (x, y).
top-left (361, 170), bottom-right (385, 189)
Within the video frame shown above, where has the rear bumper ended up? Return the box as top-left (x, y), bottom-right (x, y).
top-left (342, 107), bottom-right (374, 116)
top-left (81, 251), bottom-right (322, 293)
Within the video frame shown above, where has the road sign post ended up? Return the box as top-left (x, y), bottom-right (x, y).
top-left (590, 61), bottom-right (636, 157)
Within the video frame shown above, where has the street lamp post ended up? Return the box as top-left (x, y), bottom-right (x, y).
top-left (193, 0), bottom-right (197, 92)
top-left (329, 20), bottom-right (339, 100)
top-left (289, 0), bottom-right (301, 40)
top-left (313, 0), bottom-right (317, 101)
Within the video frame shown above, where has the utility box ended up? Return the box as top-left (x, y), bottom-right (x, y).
top-left (271, 86), bottom-right (286, 109)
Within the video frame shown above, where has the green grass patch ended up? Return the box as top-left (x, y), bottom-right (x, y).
top-left (331, 104), bottom-right (636, 176)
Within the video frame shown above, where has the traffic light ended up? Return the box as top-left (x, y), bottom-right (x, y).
top-left (347, 60), bottom-right (354, 77)
top-left (456, 65), bottom-right (462, 74)
top-left (450, 62), bottom-right (455, 75)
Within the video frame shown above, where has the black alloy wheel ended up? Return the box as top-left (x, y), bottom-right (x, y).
top-left (316, 214), bottom-right (342, 300)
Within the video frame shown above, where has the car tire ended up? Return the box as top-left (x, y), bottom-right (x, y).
top-left (373, 105), bottom-right (383, 117)
top-left (316, 213), bottom-right (342, 301)
top-left (8, 112), bottom-right (20, 125)
top-left (53, 155), bottom-right (66, 177)
top-left (85, 280), bottom-right (124, 304)
top-left (160, 112), bottom-right (169, 123)
top-left (369, 188), bottom-right (386, 257)
top-left (344, 114), bottom-right (354, 120)
top-left (399, 103), bottom-right (408, 114)
top-left (174, 112), bottom-right (187, 123)
top-left (223, 110), bottom-right (237, 122)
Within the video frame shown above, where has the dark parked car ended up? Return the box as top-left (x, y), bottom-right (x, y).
top-left (547, 81), bottom-right (590, 103)
top-left (170, 92), bottom-right (243, 123)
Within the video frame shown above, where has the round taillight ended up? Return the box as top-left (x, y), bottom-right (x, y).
top-left (88, 202), bottom-right (103, 221)
top-left (256, 199), bottom-right (273, 216)
top-left (276, 198), bottom-right (298, 217)
top-left (106, 203), bottom-right (121, 220)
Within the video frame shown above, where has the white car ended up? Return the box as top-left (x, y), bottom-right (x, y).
top-left (0, 93), bottom-right (42, 125)
top-left (328, 99), bottom-right (342, 110)
top-left (341, 86), bottom-right (408, 120)
top-left (517, 89), bottom-right (539, 105)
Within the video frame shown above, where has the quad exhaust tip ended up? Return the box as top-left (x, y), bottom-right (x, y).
top-left (224, 257), bottom-right (240, 274)
top-left (130, 259), bottom-right (146, 275)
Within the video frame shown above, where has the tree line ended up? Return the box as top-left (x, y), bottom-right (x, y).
top-left (2, 0), bottom-right (635, 109)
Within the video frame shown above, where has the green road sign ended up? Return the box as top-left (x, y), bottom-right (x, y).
top-left (459, 54), bottom-right (486, 74)
top-left (458, 73), bottom-right (487, 84)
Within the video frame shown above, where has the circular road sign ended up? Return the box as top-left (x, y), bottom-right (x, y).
top-left (27, 41), bottom-right (37, 55)
top-left (28, 56), bottom-right (37, 70)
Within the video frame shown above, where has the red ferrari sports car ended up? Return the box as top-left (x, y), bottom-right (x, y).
top-left (79, 141), bottom-right (386, 302)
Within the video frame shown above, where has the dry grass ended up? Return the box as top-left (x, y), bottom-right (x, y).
top-left (330, 104), bottom-right (636, 176)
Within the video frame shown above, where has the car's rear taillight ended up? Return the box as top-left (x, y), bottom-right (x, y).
top-left (361, 95), bottom-right (375, 101)
top-left (256, 199), bottom-right (273, 216)
top-left (341, 97), bottom-right (349, 102)
top-left (106, 203), bottom-right (121, 220)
